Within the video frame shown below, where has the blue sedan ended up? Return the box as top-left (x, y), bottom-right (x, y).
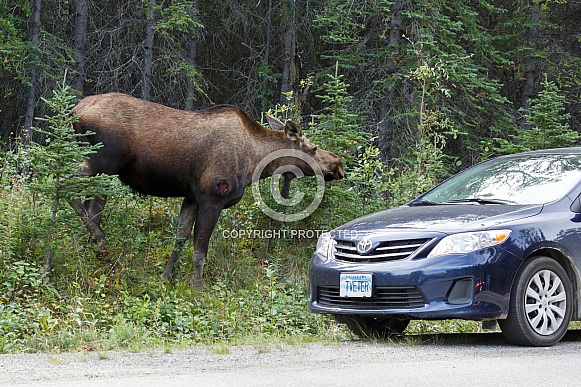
top-left (308, 148), bottom-right (581, 346)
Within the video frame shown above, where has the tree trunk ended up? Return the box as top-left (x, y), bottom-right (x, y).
top-left (521, 1), bottom-right (541, 112)
top-left (379, 0), bottom-right (404, 161)
top-left (143, 0), bottom-right (156, 101)
top-left (280, 0), bottom-right (297, 101)
top-left (185, 39), bottom-right (198, 111)
top-left (72, 0), bottom-right (89, 93)
top-left (262, 0), bottom-right (273, 111)
top-left (186, 0), bottom-right (200, 111)
top-left (24, 0), bottom-right (42, 146)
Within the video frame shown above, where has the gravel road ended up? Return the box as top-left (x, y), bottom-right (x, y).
top-left (2, 331), bottom-right (581, 387)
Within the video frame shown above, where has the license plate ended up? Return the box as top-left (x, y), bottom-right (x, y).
top-left (340, 273), bottom-right (372, 297)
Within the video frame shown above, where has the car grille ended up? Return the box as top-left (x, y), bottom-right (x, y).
top-left (333, 238), bottom-right (430, 263)
top-left (317, 286), bottom-right (426, 308)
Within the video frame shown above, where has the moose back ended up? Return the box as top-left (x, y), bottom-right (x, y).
top-left (70, 93), bottom-right (344, 286)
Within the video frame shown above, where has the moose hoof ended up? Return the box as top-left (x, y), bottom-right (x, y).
top-left (190, 276), bottom-right (206, 288)
top-left (90, 238), bottom-right (107, 257)
top-left (160, 270), bottom-right (173, 283)
top-left (93, 246), bottom-right (110, 262)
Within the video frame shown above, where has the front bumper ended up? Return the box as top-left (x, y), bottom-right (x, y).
top-left (308, 247), bottom-right (521, 320)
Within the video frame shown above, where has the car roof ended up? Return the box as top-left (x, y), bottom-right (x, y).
top-left (509, 147), bottom-right (581, 156)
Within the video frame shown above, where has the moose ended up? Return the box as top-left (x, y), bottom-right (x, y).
top-left (70, 93), bottom-right (344, 286)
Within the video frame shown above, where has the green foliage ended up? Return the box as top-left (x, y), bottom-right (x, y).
top-left (155, 0), bottom-right (204, 36)
top-left (0, 259), bottom-right (59, 352)
top-left (0, 0), bottom-right (28, 75)
top-left (154, 0), bottom-right (207, 104)
top-left (0, 155), bottom-right (29, 266)
top-left (314, 0), bottom-right (380, 44)
top-left (0, 259), bottom-right (340, 352)
top-left (3, 0), bottom-right (581, 166)
top-left (385, 129), bottom-right (452, 205)
top-left (28, 82), bottom-right (100, 202)
top-left (495, 78), bottom-right (578, 153)
top-left (310, 61), bottom-right (367, 166)
top-left (25, 78), bottom-right (117, 273)
top-left (380, 44), bottom-right (458, 205)
top-left (314, 0), bottom-right (516, 164)
top-left (348, 143), bottom-right (387, 211)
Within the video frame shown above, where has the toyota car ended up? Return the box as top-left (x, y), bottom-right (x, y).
top-left (308, 148), bottom-right (581, 346)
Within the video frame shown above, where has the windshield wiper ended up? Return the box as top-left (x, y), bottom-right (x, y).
top-left (442, 198), bottom-right (517, 205)
top-left (410, 197), bottom-right (517, 206)
top-left (409, 200), bottom-right (442, 206)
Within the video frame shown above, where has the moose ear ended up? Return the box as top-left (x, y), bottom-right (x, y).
top-left (284, 121), bottom-right (303, 141)
top-left (265, 114), bottom-right (285, 131)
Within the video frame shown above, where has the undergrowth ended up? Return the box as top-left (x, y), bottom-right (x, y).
top-left (0, 175), bottom-right (490, 353)
top-left (0, 148), bottom-right (354, 353)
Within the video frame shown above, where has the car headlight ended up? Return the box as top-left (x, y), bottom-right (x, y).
top-left (427, 230), bottom-right (511, 258)
top-left (316, 232), bottom-right (336, 260)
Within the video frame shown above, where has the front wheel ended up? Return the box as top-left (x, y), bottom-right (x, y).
top-left (334, 315), bottom-right (410, 339)
top-left (499, 256), bottom-right (572, 346)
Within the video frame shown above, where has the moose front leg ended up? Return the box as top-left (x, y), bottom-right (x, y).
top-left (69, 197), bottom-right (107, 254)
top-left (162, 198), bottom-right (198, 282)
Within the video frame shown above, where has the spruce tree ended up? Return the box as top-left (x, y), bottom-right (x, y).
top-left (26, 78), bottom-right (114, 276)
top-left (309, 61), bottom-right (366, 166)
top-left (496, 78), bottom-right (577, 153)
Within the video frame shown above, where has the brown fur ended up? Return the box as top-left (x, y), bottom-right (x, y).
top-left (71, 93), bottom-right (344, 286)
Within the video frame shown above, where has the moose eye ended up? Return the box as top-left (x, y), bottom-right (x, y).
top-left (312, 146), bottom-right (318, 153)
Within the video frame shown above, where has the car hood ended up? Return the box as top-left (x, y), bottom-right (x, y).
top-left (336, 204), bottom-right (542, 234)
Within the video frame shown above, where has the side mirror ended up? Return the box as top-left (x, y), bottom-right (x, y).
top-left (570, 193), bottom-right (581, 214)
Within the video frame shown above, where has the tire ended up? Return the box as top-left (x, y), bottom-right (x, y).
top-left (499, 256), bottom-right (572, 347)
top-left (334, 315), bottom-right (410, 339)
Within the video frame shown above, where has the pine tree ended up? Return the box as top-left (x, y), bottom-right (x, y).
top-left (496, 78), bottom-right (577, 153)
top-left (309, 61), bottom-right (366, 166)
top-left (26, 78), bottom-right (115, 275)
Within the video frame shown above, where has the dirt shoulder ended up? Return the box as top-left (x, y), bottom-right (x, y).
top-left (2, 333), bottom-right (581, 387)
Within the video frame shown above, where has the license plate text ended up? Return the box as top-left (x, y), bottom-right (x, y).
top-left (340, 273), bottom-right (372, 297)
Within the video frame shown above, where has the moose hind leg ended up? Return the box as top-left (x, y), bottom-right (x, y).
top-left (191, 204), bottom-right (223, 287)
top-left (162, 198), bottom-right (198, 282)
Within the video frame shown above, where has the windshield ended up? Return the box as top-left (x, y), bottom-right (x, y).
top-left (419, 153), bottom-right (581, 205)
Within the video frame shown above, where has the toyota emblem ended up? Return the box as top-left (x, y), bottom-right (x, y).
top-left (356, 238), bottom-right (373, 254)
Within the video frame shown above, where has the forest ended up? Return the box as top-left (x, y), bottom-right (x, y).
top-left (2, 0), bottom-right (581, 160)
top-left (1, 0), bottom-right (581, 351)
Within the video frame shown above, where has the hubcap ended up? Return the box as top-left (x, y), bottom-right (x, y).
top-left (525, 269), bottom-right (567, 335)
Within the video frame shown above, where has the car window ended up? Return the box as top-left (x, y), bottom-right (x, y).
top-left (420, 154), bottom-right (581, 205)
